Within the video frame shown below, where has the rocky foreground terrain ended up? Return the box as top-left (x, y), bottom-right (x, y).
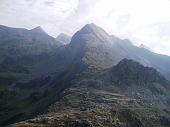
top-left (9, 59), bottom-right (170, 127)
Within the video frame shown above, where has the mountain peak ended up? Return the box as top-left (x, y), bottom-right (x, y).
top-left (111, 58), bottom-right (166, 84)
top-left (83, 23), bottom-right (98, 29)
top-left (30, 26), bottom-right (45, 33)
top-left (70, 23), bottom-right (112, 45)
top-left (57, 33), bottom-right (69, 37)
top-left (56, 33), bottom-right (71, 45)
top-left (80, 23), bottom-right (106, 34)
top-left (139, 44), bottom-right (151, 51)
top-left (57, 33), bottom-right (70, 39)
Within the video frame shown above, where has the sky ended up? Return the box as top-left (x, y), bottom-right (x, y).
top-left (0, 0), bottom-right (170, 55)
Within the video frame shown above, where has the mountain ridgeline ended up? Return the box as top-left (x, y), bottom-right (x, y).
top-left (0, 24), bottom-right (170, 127)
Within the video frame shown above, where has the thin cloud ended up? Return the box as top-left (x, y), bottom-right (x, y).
top-left (44, 1), bottom-right (55, 7)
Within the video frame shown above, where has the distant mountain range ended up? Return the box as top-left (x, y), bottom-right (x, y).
top-left (0, 24), bottom-right (170, 127)
top-left (0, 25), bottom-right (62, 58)
top-left (56, 33), bottom-right (71, 45)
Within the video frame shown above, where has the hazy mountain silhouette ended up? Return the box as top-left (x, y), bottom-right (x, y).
top-left (56, 33), bottom-right (71, 45)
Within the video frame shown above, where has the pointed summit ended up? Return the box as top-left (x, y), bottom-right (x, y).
top-left (80, 23), bottom-right (108, 36)
top-left (30, 26), bottom-right (45, 33)
top-left (81, 23), bottom-right (98, 31)
top-left (139, 44), bottom-right (151, 51)
top-left (56, 33), bottom-right (71, 45)
top-left (70, 23), bottom-right (112, 47)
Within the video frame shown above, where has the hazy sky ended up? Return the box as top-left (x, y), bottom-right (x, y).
top-left (1, 0), bottom-right (170, 55)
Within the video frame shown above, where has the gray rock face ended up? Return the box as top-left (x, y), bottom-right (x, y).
top-left (106, 59), bottom-right (170, 110)
top-left (0, 25), bottom-right (62, 62)
top-left (0, 25), bottom-right (63, 84)
top-left (69, 23), bottom-right (170, 79)
top-left (111, 58), bottom-right (167, 85)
